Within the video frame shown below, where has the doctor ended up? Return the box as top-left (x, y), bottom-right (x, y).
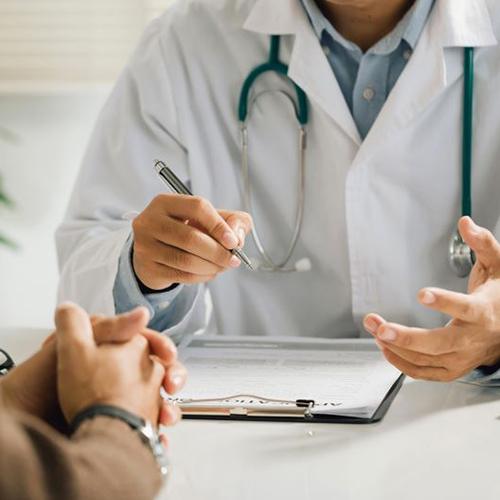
top-left (58, 0), bottom-right (500, 383)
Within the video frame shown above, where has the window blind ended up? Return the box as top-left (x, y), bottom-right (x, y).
top-left (0, 0), bottom-right (174, 91)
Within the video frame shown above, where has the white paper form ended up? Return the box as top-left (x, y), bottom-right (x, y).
top-left (171, 336), bottom-right (402, 419)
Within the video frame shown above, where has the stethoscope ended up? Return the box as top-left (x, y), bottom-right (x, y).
top-left (238, 35), bottom-right (476, 278)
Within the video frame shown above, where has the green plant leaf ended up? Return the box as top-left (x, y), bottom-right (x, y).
top-left (0, 233), bottom-right (17, 249)
top-left (0, 189), bottom-right (13, 207)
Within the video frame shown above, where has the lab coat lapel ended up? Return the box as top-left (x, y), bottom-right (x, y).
top-left (357, 0), bottom-right (497, 161)
top-left (243, 0), bottom-right (361, 146)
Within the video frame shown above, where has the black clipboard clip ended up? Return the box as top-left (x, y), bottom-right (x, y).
top-left (296, 399), bottom-right (315, 419)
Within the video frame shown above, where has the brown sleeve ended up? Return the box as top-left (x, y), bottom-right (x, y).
top-left (0, 410), bottom-right (163, 500)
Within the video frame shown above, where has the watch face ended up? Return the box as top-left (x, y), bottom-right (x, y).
top-left (0, 349), bottom-right (15, 376)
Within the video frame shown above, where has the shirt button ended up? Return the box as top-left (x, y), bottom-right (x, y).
top-left (403, 49), bottom-right (412, 61)
top-left (362, 87), bottom-right (376, 101)
top-left (322, 45), bottom-right (331, 57)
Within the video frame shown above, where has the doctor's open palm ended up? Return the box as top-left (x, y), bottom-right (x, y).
top-left (132, 193), bottom-right (252, 290)
top-left (365, 217), bottom-right (500, 381)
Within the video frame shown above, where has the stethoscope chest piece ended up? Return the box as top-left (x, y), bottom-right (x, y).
top-left (449, 230), bottom-right (475, 278)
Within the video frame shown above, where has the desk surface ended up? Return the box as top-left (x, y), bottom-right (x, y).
top-left (2, 327), bottom-right (500, 500)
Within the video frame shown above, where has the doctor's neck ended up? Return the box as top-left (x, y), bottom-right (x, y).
top-left (317, 0), bottom-right (416, 52)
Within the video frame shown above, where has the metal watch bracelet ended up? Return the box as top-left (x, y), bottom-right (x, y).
top-left (71, 404), bottom-right (169, 478)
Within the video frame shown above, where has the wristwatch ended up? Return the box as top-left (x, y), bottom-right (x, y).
top-left (71, 404), bottom-right (169, 479)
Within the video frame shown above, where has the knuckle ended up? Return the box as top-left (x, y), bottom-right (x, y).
top-left (191, 196), bottom-right (211, 215)
top-left (171, 250), bottom-right (192, 270)
top-left (183, 228), bottom-right (202, 250)
top-left (212, 220), bottom-right (229, 238)
top-left (153, 193), bottom-right (171, 208)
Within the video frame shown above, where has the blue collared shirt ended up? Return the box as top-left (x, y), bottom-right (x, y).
top-left (300, 0), bottom-right (435, 139)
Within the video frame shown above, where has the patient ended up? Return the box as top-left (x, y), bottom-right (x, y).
top-left (0, 304), bottom-right (187, 500)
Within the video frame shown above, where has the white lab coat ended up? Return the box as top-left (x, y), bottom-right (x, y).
top-left (57, 0), bottom-right (500, 339)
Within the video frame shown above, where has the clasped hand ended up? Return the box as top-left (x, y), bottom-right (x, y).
top-left (0, 305), bottom-right (186, 439)
top-left (364, 217), bottom-right (500, 381)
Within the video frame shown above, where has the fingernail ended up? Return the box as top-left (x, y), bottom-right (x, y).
top-left (222, 231), bottom-right (238, 248)
top-left (421, 290), bottom-right (436, 304)
top-left (363, 317), bottom-right (378, 334)
top-left (378, 328), bottom-right (397, 342)
top-left (172, 374), bottom-right (184, 390)
top-left (229, 255), bottom-right (241, 268)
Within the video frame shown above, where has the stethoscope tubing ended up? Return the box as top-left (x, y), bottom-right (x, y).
top-left (238, 36), bottom-right (476, 277)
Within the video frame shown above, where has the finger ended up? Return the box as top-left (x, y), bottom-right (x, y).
top-left (219, 210), bottom-right (253, 248)
top-left (153, 194), bottom-right (240, 250)
top-left (458, 216), bottom-right (500, 270)
top-left (91, 307), bottom-right (150, 344)
top-left (42, 332), bottom-right (56, 348)
top-left (148, 242), bottom-right (227, 275)
top-left (137, 217), bottom-right (238, 269)
top-left (363, 313), bottom-right (387, 335)
top-left (123, 333), bottom-right (150, 361)
top-left (374, 322), bottom-right (465, 355)
top-left (163, 362), bottom-right (188, 395)
top-left (151, 358), bottom-right (166, 388)
top-left (375, 339), bottom-right (454, 368)
top-left (159, 400), bottom-right (182, 427)
top-left (55, 302), bottom-right (95, 359)
top-left (141, 329), bottom-right (178, 366)
top-left (418, 287), bottom-right (491, 324)
top-left (159, 434), bottom-right (169, 449)
top-left (378, 345), bottom-right (452, 381)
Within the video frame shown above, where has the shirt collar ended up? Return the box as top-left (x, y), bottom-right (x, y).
top-left (300, 0), bottom-right (435, 55)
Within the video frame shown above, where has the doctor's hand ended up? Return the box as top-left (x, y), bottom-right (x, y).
top-left (364, 217), bottom-right (500, 382)
top-left (132, 194), bottom-right (252, 290)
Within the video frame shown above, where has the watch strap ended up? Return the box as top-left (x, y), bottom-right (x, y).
top-left (70, 404), bottom-right (145, 434)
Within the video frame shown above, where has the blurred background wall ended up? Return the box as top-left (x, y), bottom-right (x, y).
top-left (0, 0), bottom-right (173, 328)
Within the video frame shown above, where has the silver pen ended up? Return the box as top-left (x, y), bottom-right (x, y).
top-left (154, 160), bottom-right (254, 271)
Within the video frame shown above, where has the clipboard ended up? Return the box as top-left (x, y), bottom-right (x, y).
top-left (177, 375), bottom-right (405, 424)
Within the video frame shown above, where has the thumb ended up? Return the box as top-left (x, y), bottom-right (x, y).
top-left (219, 210), bottom-right (253, 248)
top-left (458, 216), bottom-right (500, 270)
top-left (55, 302), bottom-right (95, 360)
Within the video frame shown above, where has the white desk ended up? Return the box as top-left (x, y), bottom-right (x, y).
top-left (2, 327), bottom-right (500, 500)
